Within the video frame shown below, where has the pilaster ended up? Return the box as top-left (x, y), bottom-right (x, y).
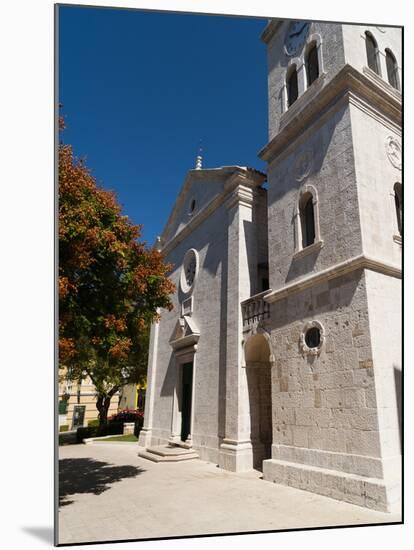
top-left (218, 184), bottom-right (258, 472)
top-left (138, 315), bottom-right (160, 448)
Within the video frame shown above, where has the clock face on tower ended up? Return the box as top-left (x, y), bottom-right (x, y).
top-left (284, 21), bottom-right (310, 56)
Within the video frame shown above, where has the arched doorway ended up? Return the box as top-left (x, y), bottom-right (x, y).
top-left (244, 332), bottom-right (273, 471)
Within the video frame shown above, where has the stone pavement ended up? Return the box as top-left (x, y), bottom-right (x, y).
top-left (58, 443), bottom-right (401, 545)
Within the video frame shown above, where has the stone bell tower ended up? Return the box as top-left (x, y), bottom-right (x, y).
top-left (258, 20), bottom-right (402, 512)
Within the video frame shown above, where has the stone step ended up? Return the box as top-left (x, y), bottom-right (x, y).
top-left (138, 445), bottom-right (199, 463)
top-left (138, 450), bottom-right (199, 463)
top-left (147, 445), bottom-right (196, 457)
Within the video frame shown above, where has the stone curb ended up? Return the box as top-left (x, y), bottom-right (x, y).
top-left (83, 435), bottom-right (138, 445)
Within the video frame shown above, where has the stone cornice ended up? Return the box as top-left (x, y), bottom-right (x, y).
top-left (348, 92), bottom-right (401, 135)
top-left (169, 315), bottom-right (200, 351)
top-left (259, 64), bottom-right (402, 163)
top-left (225, 185), bottom-right (255, 210)
top-left (161, 170), bottom-right (265, 256)
top-left (362, 66), bottom-right (402, 103)
top-left (169, 333), bottom-right (200, 351)
top-left (264, 254), bottom-right (401, 304)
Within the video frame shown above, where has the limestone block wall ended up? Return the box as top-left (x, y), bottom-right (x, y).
top-left (365, 270), bottom-right (402, 508)
top-left (267, 103), bottom-right (362, 292)
top-left (263, 270), bottom-right (395, 510)
top-left (350, 102), bottom-right (402, 266)
top-left (269, 271), bottom-right (378, 459)
top-left (266, 21), bottom-right (346, 140)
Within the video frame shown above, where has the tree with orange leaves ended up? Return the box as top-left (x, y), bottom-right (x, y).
top-left (59, 118), bottom-right (175, 425)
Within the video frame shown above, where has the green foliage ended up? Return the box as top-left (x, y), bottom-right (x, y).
top-left (59, 425), bottom-right (69, 432)
top-left (58, 119), bottom-right (175, 425)
top-left (58, 400), bottom-right (68, 414)
top-left (87, 419), bottom-right (100, 427)
top-left (58, 431), bottom-right (77, 446)
top-left (101, 434), bottom-right (138, 442)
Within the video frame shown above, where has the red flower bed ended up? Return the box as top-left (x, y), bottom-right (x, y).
top-left (109, 409), bottom-right (144, 423)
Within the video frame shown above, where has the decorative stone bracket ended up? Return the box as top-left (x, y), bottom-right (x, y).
top-left (169, 315), bottom-right (200, 351)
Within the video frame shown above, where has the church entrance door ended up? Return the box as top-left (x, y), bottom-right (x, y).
top-left (180, 362), bottom-right (193, 442)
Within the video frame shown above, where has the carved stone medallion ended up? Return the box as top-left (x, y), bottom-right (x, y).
top-left (385, 136), bottom-right (402, 170)
top-left (294, 150), bottom-right (313, 182)
top-left (180, 248), bottom-right (199, 294)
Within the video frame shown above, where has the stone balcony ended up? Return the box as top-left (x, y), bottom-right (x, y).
top-left (241, 290), bottom-right (272, 329)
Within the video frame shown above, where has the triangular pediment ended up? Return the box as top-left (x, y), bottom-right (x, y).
top-left (169, 315), bottom-right (200, 350)
top-left (160, 166), bottom-right (265, 247)
top-left (161, 169), bottom-right (227, 245)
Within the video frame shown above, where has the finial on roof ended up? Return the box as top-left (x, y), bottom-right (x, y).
top-left (155, 236), bottom-right (162, 252)
top-left (195, 141), bottom-right (203, 170)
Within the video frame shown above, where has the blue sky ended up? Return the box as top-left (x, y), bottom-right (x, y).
top-left (59, 6), bottom-right (268, 245)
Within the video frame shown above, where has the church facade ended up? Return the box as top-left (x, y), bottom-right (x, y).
top-left (138, 20), bottom-right (402, 513)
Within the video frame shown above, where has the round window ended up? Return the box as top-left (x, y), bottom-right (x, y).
top-left (305, 327), bottom-right (321, 348)
top-left (180, 249), bottom-right (199, 294)
top-left (300, 321), bottom-right (325, 356)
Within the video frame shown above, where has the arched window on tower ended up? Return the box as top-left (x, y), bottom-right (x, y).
top-left (365, 31), bottom-right (380, 75)
top-left (306, 42), bottom-right (319, 86)
top-left (300, 192), bottom-right (316, 248)
top-left (385, 49), bottom-right (400, 90)
top-left (287, 66), bottom-right (298, 107)
top-left (394, 182), bottom-right (402, 236)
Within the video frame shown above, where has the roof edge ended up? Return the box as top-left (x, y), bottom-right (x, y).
top-left (159, 165), bottom-right (266, 250)
top-left (261, 19), bottom-right (283, 43)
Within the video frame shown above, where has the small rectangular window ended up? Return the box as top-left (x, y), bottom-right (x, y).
top-left (301, 196), bottom-right (315, 248)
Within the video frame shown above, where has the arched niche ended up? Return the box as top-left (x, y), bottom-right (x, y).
top-left (243, 330), bottom-right (274, 470)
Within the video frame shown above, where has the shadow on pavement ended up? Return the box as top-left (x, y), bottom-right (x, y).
top-left (59, 458), bottom-right (144, 507)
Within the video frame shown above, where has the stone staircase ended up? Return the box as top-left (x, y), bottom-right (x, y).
top-left (138, 444), bottom-right (199, 463)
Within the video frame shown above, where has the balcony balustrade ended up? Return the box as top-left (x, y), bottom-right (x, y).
top-left (241, 290), bottom-right (271, 328)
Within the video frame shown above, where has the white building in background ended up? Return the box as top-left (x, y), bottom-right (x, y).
top-left (139, 20), bottom-right (402, 513)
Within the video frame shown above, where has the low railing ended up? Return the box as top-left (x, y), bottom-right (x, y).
top-left (241, 290), bottom-right (271, 327)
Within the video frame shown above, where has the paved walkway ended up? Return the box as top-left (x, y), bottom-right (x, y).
top-left (58, 443), bottom-right (401, 545)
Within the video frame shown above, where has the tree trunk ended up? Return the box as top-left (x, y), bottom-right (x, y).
top-left (96, 395), bottom-right (110, 426)
top-left (96, 387), bottom-right (119, 426)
